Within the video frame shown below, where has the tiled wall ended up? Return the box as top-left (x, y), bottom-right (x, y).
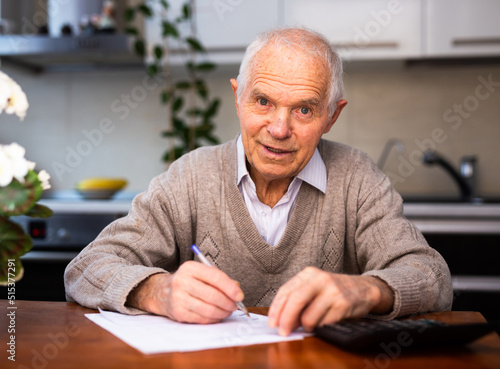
top-left (2, 60), bottom-right (499, 197)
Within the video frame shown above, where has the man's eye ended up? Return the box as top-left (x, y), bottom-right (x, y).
top-left (259, 98), bottom-right (268, 106)
top-left (300, 107), bottom-right (310, 114)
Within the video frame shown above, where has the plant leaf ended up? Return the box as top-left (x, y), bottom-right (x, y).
top-left (161, 130), bottom-right (177, 137)
top-left (161, 90), bottom-right (173, 104)
top-left (174, 146), bottom-right (186, 159)
top-left (181, 127), bottom-right (191, 146)
top-left (154, 45), bottom-right (164, 60)
top-left (125, 8), bottom-right (136, 22)
top-left (195, 123), bottom-right (215, 134)
top-left (185, 37), bottom-right (205, 52)
top-left (162, 21), bottom-right (179, 38)
top-left (172, 117), bottom-right (187, 131)
top-left (0, 170), bottom-right (42, 217)
top-left (174, 81), bottom-right (191, 90)
top-left (186, 61), bottom-right (196, 73)
top-left (162, 146), bottom-right (186, 162)
top-left (125, 27), bottom-right (139, 36)
top-left (134, 39), bottom-right (146, 57)
top-left (182, 3), bottom-right (191, 19)
top-left (172, 96), bottom-right (184, 113)
top-left (0, 217), bottom-right (32, 284)
top-left (160, 0), bottom-right (169, 10)
top-left (204, 98), bottom-right (221, 119)
top-left (138, 4), bottom-right (153, 17)
top-left (25, 204), bottom-right (53, 218)
top-left (146, 63), bottom-right (158, 76)
top-left (195, 79), bottom-right (208, 99)
top-left (186, 107), bottom-right (203, 116)
top-left (196, 62), bottom-right (216, 72)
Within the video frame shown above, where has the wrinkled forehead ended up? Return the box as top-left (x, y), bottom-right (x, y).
top-left (248, 42), bottom-right (331, 95)
top-left (246, 44), bottom-right (330, 105)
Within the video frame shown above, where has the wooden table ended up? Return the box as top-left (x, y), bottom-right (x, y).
top-left (2, 300), bottom-right (500, 369)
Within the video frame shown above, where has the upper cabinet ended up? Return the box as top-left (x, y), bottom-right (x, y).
top-left (147, 0), bottom-right (280, 64)
top-left (424, 0), bottom-right (500, 57)
top-left (146, 0), bottom-right (500, 64)
top-left (195, 0), bottom-right (280, 49)
top-left (194, 0), bottom-right (280, 64)
top-left (283, 0), bottom-right (422, 60)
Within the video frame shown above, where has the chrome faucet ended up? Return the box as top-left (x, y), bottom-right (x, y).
top-left (460, 155), bottom-right (478, 198)
top-left (422, 151), bottom-right (478, 202)
top-left (378, 138), bottom-right (405, 170)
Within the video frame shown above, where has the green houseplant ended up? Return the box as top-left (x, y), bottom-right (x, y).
top-left (125, 0), bottom-right (221, 162)
top-left (0, 71), bottom-right (53, 285)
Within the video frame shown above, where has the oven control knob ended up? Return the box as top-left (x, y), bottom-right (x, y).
top-left (57, 228), bottom-right (70, 240)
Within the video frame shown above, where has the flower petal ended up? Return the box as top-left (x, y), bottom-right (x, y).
top-left (0, 150), bottom-right (14, 187)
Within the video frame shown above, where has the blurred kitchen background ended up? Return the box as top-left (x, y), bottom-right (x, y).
top-left (1, 1), bottom-right (499, 319)
top-left (1, 0), bottom-right (498, 197)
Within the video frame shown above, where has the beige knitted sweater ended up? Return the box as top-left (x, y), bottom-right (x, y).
top-left (64, 138), bottom-right (453, 318)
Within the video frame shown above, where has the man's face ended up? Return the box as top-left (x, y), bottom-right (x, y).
top-left (231, 45), bottom-right (346, 186)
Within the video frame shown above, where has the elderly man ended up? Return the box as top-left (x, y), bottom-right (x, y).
top-left (65, 27), bottom-right (452, 337)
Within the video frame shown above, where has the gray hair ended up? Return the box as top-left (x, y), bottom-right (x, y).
top-left (235, 27), bottom-right (344, 117)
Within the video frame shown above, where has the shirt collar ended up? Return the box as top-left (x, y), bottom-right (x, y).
top-left (236, 135), bottom-right (327, 194)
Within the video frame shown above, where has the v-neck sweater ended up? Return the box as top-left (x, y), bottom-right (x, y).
top-left (65, 138), bottom-right (452, 319)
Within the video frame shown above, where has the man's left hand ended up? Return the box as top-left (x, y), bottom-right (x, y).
top-left (267, 267), bottom-right (394, 336)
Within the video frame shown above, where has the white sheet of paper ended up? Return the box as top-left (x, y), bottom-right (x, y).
top-left (85, 309), bottom-right (310, 354)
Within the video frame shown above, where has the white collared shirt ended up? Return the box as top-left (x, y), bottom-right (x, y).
top-left (237, 136), bottom-right (327, 246)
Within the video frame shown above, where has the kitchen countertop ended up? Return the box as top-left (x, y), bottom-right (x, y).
top-left (41, 199), bottom-right (500, 216)
top-left (39, 190), bottom-right (137, 215)
top-left (40, 199), bottom-right (133, 215)
top-left (403, 202), bottom-right (500, 218)
top-left (404, 203), bottom-right (500, 234)
top-left (39, 196), bottom-right (500, 234)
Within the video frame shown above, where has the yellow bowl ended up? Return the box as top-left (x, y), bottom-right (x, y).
top-left (76, 177), bottom-right (128, 191)
top-left (76, 189), bottom-right (120, 200)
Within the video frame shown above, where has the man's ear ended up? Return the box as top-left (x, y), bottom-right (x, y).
top-left (230, 78), bottom-right (239, 115)
top-left (323, 99), bottom-right (348, 134)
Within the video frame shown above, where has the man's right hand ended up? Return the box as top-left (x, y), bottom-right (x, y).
top-left (126, 261), bottom-right (244, 324)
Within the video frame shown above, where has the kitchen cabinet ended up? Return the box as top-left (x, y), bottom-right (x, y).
top-left (283, 0), bottom-right (422, 60)
top-left (424, 0), bottom-right (500, 57)
top-left (195, 0), bottom-right (280, 63)
top-left (148, 0), bottom-right (423, 63)
top-left (144, 0), bottom-right (280, 64)
top-left (144, 0), bottom-right (500, 64)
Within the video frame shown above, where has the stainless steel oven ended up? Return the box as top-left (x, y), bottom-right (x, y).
top-left (1, 200), bottom-right (130, 301)
top-left (405, 203), bottom-right (500, 322)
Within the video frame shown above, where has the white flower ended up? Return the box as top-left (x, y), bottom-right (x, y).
top-left (0, 71), bottom-right (29, 120)
top-left (5, 82), bottom-right (29, 120)
top-left (0, 73), bottom-right (12, 112)
top-left (3, 143), bottom-right (30, 183)
top-left (0, 143), bottom-right (51, 190)
top-left (0, 147), bottom-right (14, 187)
top-left (38, 169), bottom-right (51, 190)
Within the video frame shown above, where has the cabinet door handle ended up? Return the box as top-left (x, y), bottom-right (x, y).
top-left (334, 41), bottom-right (399, 49)
top-left (203, 46), bottom-right (249, 53)
top-left (196, 43), bottom-right (401, 53)
top-left (452, 276), bottom-right (500, 292)
top-left (453, 38), bottom-right (500, 47)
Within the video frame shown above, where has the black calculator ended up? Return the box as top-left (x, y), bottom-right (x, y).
top-left (314, 319), bottom-right (497, 351)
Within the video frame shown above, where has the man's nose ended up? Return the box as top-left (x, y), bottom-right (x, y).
top-left (267, 109), bottom-right (292, 139)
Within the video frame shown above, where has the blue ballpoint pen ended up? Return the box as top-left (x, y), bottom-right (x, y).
top-left (190, 244), bottom-right (250, 318)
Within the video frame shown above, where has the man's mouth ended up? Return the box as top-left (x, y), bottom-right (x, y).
top-left (266, 146), bottom-right (287, 154)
